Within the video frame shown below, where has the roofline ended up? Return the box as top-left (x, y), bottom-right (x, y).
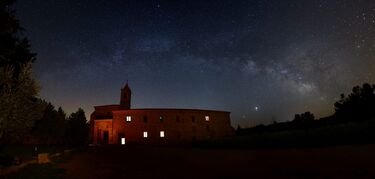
top-left (111, 108), bottom-right (230, 113)
top-left (94, 119), bottom-right (113, 121)
top-left (94, 104), bottom-right (119, 108)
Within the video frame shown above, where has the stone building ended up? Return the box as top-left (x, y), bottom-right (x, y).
top-left (90, 83), bottom-right (234, 145)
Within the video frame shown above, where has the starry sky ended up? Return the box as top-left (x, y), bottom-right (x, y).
top-left (15, 0), bottom-right (375, 127)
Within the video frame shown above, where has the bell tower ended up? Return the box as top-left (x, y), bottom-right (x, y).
top-left (120, 82), bottom-right (131, 109)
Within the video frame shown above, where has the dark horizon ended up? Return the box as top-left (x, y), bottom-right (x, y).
top-left (14, 0), bottom-right (375, 127)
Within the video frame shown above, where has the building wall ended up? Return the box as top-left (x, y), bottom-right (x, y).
top-left (92, 109), bottom-right (234, 145)
top-left (93, 119), bottom-right (113, 144)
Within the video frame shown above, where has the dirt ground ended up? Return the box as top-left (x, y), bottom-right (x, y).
top-left (59, 144), bottom-right (375, 178)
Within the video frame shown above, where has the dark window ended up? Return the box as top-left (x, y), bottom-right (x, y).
top-left (143, 116), bottom-right (148, 123)
top-left (176, 116), bottom-right (180, 122)
top-left (192, 136), bottom-right (197, 142)
top-left (192, 116), bottom-right (195, 123)
top-left (159, 115), bottom-right (164, 122)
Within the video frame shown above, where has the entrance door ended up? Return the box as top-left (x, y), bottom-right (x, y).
top-left (118, 133), bottom-right (125, 144)
top-left (103, 131), bottom-right (109, 144)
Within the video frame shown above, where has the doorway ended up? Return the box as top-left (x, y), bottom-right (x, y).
top-left (103, 131), bottom-right (109, 144)
top-left (118, 133), bottom-right (125, 145)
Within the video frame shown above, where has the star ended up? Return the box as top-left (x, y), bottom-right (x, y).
top-left (15, 0), bottom-right (375, 128)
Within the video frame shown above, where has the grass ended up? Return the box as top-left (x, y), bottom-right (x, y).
top-left (195, 120), bottom-right (375, 149)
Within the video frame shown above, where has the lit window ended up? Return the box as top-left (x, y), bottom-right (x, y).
top-left (143, 131), bottom-right (148, 138)
top-left (126, 115), bottom-right (132, 122)
top-left (205, 115), bottom-right (210, 121)
top-left (160, 131), bottom-right (165, 138)
top-left (121, 138), bottom-right (125, 145)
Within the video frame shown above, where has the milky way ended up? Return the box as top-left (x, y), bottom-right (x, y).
top-left (15, 0), bottom-right (375, 126)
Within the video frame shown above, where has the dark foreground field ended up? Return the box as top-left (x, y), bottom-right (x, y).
top-left (58, 144), bottom-right (375, 178)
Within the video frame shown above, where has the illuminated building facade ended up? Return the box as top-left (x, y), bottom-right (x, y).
top-left (90, 83), bottom-right (234, 145)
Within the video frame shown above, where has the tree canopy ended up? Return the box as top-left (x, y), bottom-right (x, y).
top-left (0, 0), bottom-right (43, 144)
top-left (0, 64), bottom-right (45, 143)
top-left (0, 0), bottom-right (36, 76)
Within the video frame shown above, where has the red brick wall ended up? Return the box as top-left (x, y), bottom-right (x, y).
top-left (93, 119), bottom-right (113, 144)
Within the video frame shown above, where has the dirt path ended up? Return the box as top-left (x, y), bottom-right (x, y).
top-left (59, 145), bottom-right (375, 178)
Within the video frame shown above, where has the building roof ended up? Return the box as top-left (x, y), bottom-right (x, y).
top-left (94, 104), bottom-right (120, 108)
top-left (113, 108), bottom-right (230, 113)
top-left (93, 105), bottom-right (230, 113)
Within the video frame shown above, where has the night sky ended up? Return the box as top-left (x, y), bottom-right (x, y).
top-left (15, 0), bottom-right (375, 127)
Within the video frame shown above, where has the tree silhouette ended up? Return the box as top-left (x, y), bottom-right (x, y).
top-left (32, 102), bottom-right (66, 144)
top-left (65, 108), bottom-right (89, 146)
top-left (334, 83), bottom-right (375, 122)
top-left (0, 0), bottom-right (36, 76)
top-left (293, 112), bottom-right (315, 123)
top-left (0, 1), bottom-right (43, 144)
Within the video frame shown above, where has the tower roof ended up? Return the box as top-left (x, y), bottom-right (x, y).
top-left (122, 81), bottom-right (131, 91)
